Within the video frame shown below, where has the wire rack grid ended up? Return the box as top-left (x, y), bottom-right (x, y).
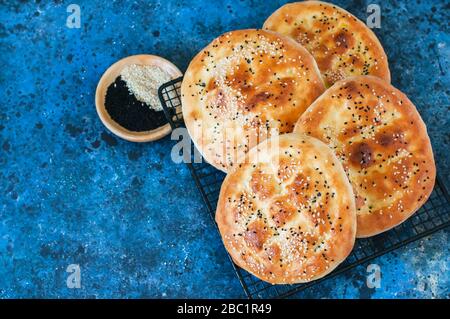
top-left (158, 77), bottom-right (450, 299)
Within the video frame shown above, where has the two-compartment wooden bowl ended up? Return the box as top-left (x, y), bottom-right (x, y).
top-left (95, 54), bottom-right (182, 142)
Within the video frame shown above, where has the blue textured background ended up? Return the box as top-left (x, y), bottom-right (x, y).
top-left (0, 0), bottom-right (449, 298)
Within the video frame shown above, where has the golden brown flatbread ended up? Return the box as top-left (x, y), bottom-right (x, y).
top-left (263, 1), bottom-right (390, 86)
top-left (216, 133), bottom-right (356, 284)
top-left (181, 29), bottom-right (325, 172)
top-left (294, 75), bottom-right (436, 237)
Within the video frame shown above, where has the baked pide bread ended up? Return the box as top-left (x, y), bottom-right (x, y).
top-left (263, 1), bottom-right (390, 87)
top-left (215, 133), bottom-right (356, 284)
top-left (294, 76), bottom-right (436, 238)
top-left (181, 29), bottom-right (325, 172)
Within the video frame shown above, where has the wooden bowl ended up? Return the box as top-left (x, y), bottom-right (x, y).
top-left (95, 54), bottom-right (182, 142)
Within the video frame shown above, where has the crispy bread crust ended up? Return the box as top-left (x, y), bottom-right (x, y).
top-left (295, 75), bottom-right (436, 237)
top-left (216, 133), bottom-right (356, 284)
top-left (181, 29), bottom-right (325, 172)
top-left (263, 1), bottom-right (390, 86)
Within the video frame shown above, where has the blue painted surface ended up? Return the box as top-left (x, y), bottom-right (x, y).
top-left (0, 0), bottom-right (448, 298)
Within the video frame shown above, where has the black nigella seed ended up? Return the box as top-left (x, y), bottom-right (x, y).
top-left (104, 76), bottom-right (167, 132)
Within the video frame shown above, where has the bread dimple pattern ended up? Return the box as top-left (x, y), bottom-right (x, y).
top-left (181, 29), bottom-right (325, 172)
top-left (216, 134), bottom-right (356, 284)
top-left (295, 76), bottom-right (436, 237)
top-left (263, 1), bottom-right (390, 86)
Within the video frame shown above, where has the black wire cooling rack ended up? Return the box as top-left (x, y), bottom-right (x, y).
top-left (158, 77), bottom-right (450, 299)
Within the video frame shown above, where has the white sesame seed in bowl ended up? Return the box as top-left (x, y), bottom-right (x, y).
top-left (95, 54), bottom-right (182, 142)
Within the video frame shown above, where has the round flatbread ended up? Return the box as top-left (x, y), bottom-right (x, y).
top-left (294, 75), bottom-right (436, 238)
top-left (263, 1), bottom-right (390, 87)
top-left (216, 133), bottom-right (356, 284)
top-left (181, 29), bottom-right (325, 172)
